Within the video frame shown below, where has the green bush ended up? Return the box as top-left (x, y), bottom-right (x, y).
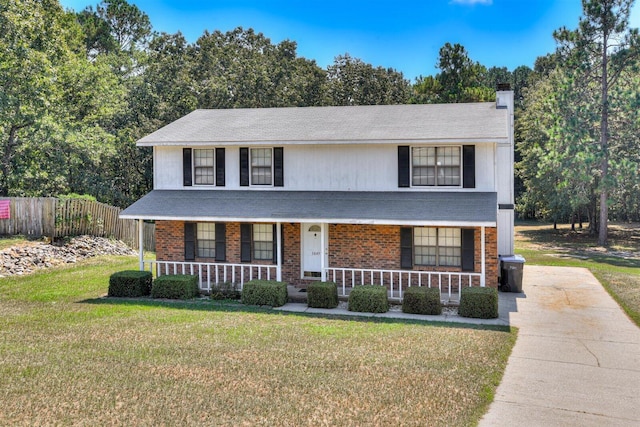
top-left (210, 282), bottom-right (241, 300)
top-left (241, 280), bottom-right (288, 307)
top-left (458, 286), bottom-right (499, 319)
top-left (307, 281), bottom-right (338, 308)
top-left (151, 274), bottom-right (200, 300)
top-left (348, 285), bottom-right (389, 313)
top-left (108, 270), bottom-right (152, 297)
top-left (402, 286), bottom-right (442, 315)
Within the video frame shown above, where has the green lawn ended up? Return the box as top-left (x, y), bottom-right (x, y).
top-left (515, 222), bottom-right (640, 326)
top-left (0, 254), bottom-right (515, 426)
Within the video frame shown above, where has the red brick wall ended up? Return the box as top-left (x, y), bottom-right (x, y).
top-left (155, 221), bottom-right (499, 287)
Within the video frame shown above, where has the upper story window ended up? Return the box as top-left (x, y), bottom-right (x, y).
top-left (240, 147), bottom-right (283, 187)
top-left (251, 148), bottom-right (273, 185)
top-left (194, 149), bottom-right (215, 185)
top-left (183, 148), bottom-right (225, 187)
top-left (412, 146), bottom-right (461, 187)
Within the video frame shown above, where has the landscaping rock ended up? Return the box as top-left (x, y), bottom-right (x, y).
top-left (0, 236), bottom-right (136, 277)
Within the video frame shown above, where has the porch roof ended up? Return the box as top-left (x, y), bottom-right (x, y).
top-left (120, 190), bottom-right (497, 227)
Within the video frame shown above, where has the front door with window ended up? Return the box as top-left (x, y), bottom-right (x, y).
top-left (302, 224), bottom-right (322, 278)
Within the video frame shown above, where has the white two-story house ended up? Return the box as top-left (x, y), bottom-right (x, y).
top-left (121, 89), bottom-right (515, 300)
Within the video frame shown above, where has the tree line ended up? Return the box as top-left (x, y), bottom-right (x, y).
top-left (1, 0), bottom-right (638, 244)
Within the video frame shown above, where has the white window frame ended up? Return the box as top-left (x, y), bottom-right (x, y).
top-left (253, 224), bottom-right (273, 260)
top-left (411, 146), bottom-right (462, 188)
top-left (193, 148), bottom-right (215, 186)
top-left (196, 223), bottom-right (216, 258)
top-left (250, 148), bottom-right (273, 186)
top-left (413, 227), bottom-right (461, 267)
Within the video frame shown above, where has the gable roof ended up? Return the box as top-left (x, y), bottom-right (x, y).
top-left (120, 190), bottom-right (497, 227)
top-left (137, 102), bottom-right (508, 146)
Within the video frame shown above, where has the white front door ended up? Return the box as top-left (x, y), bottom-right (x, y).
top-left (302, 224), bottom-right (322, 278)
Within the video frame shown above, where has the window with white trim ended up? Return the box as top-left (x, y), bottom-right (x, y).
top-left (250, 148), bottom-right (273, 185)
top-left (412, 146), bottom-right (461, 187)
top-left (414, 227), bottom-right (461, 267)
top-left (196, 223), bottom-right (215, 258)
top-left (253, 224), bottom-right (273, 260)
top-left (194, 149), bottom-right (215, 185)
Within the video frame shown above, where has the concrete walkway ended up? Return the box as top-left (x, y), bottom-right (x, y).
top-left (480, 265), bottom-right (640, 427)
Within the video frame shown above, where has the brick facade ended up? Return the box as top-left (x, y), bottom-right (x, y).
top-left (156, 221), bottom-right (499, 287)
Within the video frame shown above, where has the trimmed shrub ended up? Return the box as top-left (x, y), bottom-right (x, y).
top-left (241, 280), bottom-right (288, 307)
top-left (348, 285), bottom-right (389, 313)
top-left (210, 282), bottom-right (241, 300)
top-left (402, 286), bottom-right (442, 315)
top-left (307, 281), bottom-right (338, 308)
top-left (108, 270), bottom-right (152, 297)
top-left (458, 286), bottom-right (499, 319)
top-left (151, 274), bottom-right (199, 300)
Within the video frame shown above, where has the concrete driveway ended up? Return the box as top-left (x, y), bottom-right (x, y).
top-left (480, 265), bottom-right (640, 426)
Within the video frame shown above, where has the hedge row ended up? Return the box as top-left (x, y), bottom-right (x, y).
top-left (109, 272), bottom-right (498, 318)
top-left (109, 271), bottom-right (198, 300)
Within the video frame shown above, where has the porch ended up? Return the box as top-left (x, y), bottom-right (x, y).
top-left (143, 260), bottom-right (483, 303)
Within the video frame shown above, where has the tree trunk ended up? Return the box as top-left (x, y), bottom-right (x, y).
top-left (598, 33), bottom-right (609, 246)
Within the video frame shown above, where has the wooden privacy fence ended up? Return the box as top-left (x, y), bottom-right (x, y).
top-left (0, 197), bottom-right (155, 251)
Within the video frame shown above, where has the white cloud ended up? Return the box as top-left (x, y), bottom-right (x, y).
top-left (450, 0), bottom-right (493, 5)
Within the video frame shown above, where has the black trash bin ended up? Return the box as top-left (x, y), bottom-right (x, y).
top-left (499, 255), bottom-right (525, 293)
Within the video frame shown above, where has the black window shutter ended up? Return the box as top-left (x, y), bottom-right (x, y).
top-left (400, 227), bottom-right (413, 269)
top-left (183, 148), bottom-right (193, 187)
top-left (461, 228), bottom-right (475, 271)
top-left (215, 148), bottom-right (225, 187)
top-left (240, 223), bottom-right (252, 262)
top-left (240, 147), bottom-right (249, 186)
top-left (215, 222), bottom-right (226, 261)
top-left (184, 222), bottom-right (196, 260)
top-left (463, 145), bottom-right (475, 189)
top-left (398, 146), bottom-right (410, 188)
top-left (272, 224), bottom-right (278, 263)
top-left (274, 147), bottom-right (284, 187)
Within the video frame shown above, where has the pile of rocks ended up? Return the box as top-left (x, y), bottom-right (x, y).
top-left (0, 235), bottom-right (137, 277)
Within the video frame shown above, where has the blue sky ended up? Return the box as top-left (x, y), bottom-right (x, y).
top-left (60, 0), bottom-right (640, 81)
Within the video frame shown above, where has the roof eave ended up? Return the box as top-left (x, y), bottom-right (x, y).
top-left (137, 137), bottom-right (509, 147)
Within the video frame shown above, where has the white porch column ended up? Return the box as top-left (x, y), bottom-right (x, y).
top-left (481, 226), bottom-right (486, 287)
top-left (138, 219), bottom-right (144, 271)
top-left (276, 222), bottom-right (282, 282)
top-left (320, 222), bottom-right (326, 281)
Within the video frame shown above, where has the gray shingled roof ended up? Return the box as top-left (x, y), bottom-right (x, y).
top-left (137, 103), bottom-right (508, 146)
top-left (120, 190), bottom-right (497, 226)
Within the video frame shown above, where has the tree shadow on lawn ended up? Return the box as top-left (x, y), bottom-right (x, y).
top-left (80, 296), bottom-right (511, 332)
top-left (518, 227), bottom-right (640, 270)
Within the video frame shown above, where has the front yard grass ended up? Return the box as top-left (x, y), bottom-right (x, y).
top-left (0, 254), bottom-right (516, 426)
top-left (515, 222), bottom-right (640, 326)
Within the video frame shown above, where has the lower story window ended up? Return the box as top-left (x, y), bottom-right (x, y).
top-left (253, 224), bottom-right (273, 260)
top-left (414, 227), bottom-right (461, 267)
top-left (197, 223), bottom-right (215, 258)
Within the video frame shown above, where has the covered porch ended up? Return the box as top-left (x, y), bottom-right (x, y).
top-left (121, 189), bottom-right (499, 301)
